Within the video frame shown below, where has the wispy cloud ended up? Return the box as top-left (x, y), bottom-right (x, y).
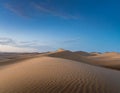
top-left (0, 37), bottom-right (16, 45)
top-left (0, 45), bottom-right (37, 53)
top-left (3, 1), bottom-right (79, 19)
top-left (33, 3), bottom-right (79, 19)
top-left (4, 3), bottom-right (30, 18)
top-left (0, 37), bottom-right (54, 52)
top-left (62, 38), bottom-right (82, 43)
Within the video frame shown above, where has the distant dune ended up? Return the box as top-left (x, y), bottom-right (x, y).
top-left (46, 50), bottom-right (91, 64)
top-left (0, 57), bottom-right (120, 93)
top-left (47, 50), bottom-right (120, 70)
top-left (86, 52), bottom-right (120, 70)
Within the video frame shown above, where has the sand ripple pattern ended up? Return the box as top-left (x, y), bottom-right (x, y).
top-left (0, 57), bottom-right (120, 93)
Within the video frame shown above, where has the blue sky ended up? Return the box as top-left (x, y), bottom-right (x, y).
top-left (0, 0), bottom-right (120, 52)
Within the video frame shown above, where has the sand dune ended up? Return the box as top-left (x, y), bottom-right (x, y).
top-left (1, 50), bottom-right (120, 70)
top-left (74, 51), bottom-right (100, 56)
top-left (0, 53), bottom-right (42, 67)
top-left (0, 50), bottom-right (120, 93)
top-left (46, 50), bottom-right (120, 70)
top-left (86, 52), bottom-right (120, 69)
top-left (0, 56), bottom-right (120, 93)
top-left (47, 50), bottom-right (92, 64)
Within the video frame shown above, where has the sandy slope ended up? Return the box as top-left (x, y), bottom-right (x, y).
top-left (0, 53), bottom-right (42, 67)
top-left (86, 52), bottom-right (120, 69)
top-left (0, 57), bottom-right (120, 93)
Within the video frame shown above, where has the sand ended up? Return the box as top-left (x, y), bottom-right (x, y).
top-left (0, 53), bottom-right (42, 68)
top-left (86, 52), bottom-right (120, 69)
top-left (0, 56), bottom-right (120, 93)
top-left (0, 50), bottom-right (120, 93)
top-left (1, 50), bottom-right (120, 70)
top-left (47, 50), bottom-right (120, 70)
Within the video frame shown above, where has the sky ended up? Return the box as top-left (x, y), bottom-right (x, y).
top-left (0, 0), bottom-right (120, 52)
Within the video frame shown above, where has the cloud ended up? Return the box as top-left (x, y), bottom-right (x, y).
top-left (0, 37), bottom-right (54, 52)
top-left (17, 41), bottom-right (39, 48)
top-left (0, 45), bottom-right (37, 53)
top-left (4, 3), bottom-right (30, 18)
top-left (33, 3), bottom-right (79, 19)
top-left (3, 1), bottom-right (79, 19)
top-left (0, 37), bottom-right (16, 45)
top-left (18, 41), bottom-right (54, 52)
top-left (62, 38), bottom-right (82, 43)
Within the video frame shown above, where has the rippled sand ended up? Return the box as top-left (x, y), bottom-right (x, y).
top-left (0, 57), bottom-right (120, 93)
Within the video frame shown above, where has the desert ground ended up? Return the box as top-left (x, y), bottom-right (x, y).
top-left (0, 49), bottom-right (120, 93)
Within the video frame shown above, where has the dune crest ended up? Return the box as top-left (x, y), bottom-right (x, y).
top-left (56, 48), bottom-right (67, 52)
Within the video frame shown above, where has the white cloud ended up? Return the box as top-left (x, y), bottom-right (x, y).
top-left (0, 45), bottom-right (38, 53)
top-left (0, 37), bottom-right (54, 52)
